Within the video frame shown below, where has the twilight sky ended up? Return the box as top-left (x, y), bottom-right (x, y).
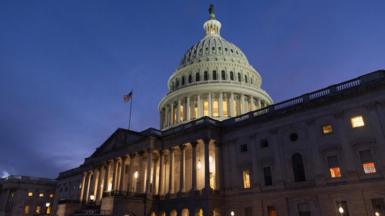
top-left (0, 0), bottom-right (384, 178)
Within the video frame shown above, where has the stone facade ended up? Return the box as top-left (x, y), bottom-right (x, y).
top-left (55, 70), bottom-right (385, 216)
top-left (0, 175), bottom-right (56, 216)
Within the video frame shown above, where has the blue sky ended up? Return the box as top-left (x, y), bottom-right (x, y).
top-left (0, 0), bottom-right (384, 178)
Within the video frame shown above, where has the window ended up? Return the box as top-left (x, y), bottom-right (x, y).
top-left (268, 206), bottom-right (277, 216)
top-left (292, 153), bottom-right (306, 182)
top-left (213, 97), bottom-right (219, 117)
top-left (336, 201), bottom-right (349, 216)
top-left (242, 170), bottom-right (251, 189)
top-left (203, 99), bottom-right (209, 116)
top-left (35, 206), bottom-right (41, 214)
top-left (230, 71), bottom-right (234, 80)
top-left (28, 192), bottom-right (33, 197)
top-left (204, 71), bottom-right (208, 81)
top-left (290, 133), bottom-right (298, 142)
top-left (213, 70), bottom-right (217, 80)
top-left (245, 75), bottom-right (248, 83)
top-left (327, 156), bottom-right (342, 178)
top-left (244, 207), bottom-right (252, 216)
top-left (188, 74), bottom-right (192, 83)
top-left (238, 73), bottom-right (241, 82)
top-left (351, 115), bottom-right (365, 128)
top-left (260, 139), bottom-right (269, 148)
top-left (181, 76), bottom-right (185, 85)
top-left (322, 124), bottom-right (333, 134)
top-left (39, 193), bottom-right (44, 197)
top-left (371, 198), bottom-right (385, 216)
top-left (196, 72), bottom-right (200, 82)
top-left (221, 70), bottom-right (226, 80)
top-left (175, 79), bottom-right (179, 88)
top-left (263, 167), bottom-right (272, 186)
top-left (298, 203), bottom-right (311, 216)
top-left (223, 98), bottom-right (228, 117)
top-left (359, 150), bottom-right (376, 174)
top-left (240, 144), bottom-right (248, 152)
top-left (24, 205), bottom-right (30, 214)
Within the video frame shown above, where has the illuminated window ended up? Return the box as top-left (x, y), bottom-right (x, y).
top-left (24, 205), bottom-right (30, 214)
top-left (327, 156), bottom-right (342, 178)
top-left (359, 150), bottom-right (376, 174)
top-left (213, 97), bottom-right (219, 117)
top-left (242, 170), bottom-right (251, 189)
top-left (322, 124), bottom-right (333, 134)
top-left (28, 192), bottom-right (33, 197)
top-left (39, 193), bottom-right (44, 197)
top-left (49, 194), bottom-right (54, 198)
top-left (351, 115), bottom-right (365, 128)
top-left (35, 206), bottom-right (41, 214)
top-left (268, 206), bottom-right (277, 216)
top-left (179, 104), bottom-right (184, 122)
top-left (46, 206), bottom-right (51, 214)
top-left (204, 100), bottom-right (209, 116)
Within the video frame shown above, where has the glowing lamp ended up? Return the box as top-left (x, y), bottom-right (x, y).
top-left (45, 202), bottom-right (50, 207)
top-left (134, 171), bottom-right (139, 179)
top-left (338, 206), bottom-right (344, 214)
top-left (90, 194), bottom-right (95, 201)
top-left (197, 160), bottom-right (202, 170)
top-left (230, 211), bottom-right (235, 216)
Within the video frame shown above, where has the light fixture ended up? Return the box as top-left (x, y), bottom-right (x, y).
top-left (197, 160), bottom-right (202, 170)
top-left (134, 171), bottom-right (139, 179)
top-left (90, 194), bottom-right (95, 201)
top-left (375, 211), bottom-right (380, 216)
top-left (45, 202), bottom-right (50, 207)
top-left (209, 156), bottom-right (213, 163)
top-left (230, 211), bottom-right (235, 216)
top-left (338, 206), bottom-right (344, 214)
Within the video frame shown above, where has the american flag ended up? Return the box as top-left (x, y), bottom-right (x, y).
top-left (123, 91), bottom-right (133, 103)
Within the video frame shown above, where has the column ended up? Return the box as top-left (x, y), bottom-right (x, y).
top-left (99, 166), bottom-right (106, 201)
top-left (103, 162), bottom-right (110, 192)
top-left (204, 139), bottom-right (210, 191)
top-left (208, 93), bottom-right (212, 116)
top-left (166, 106), bottom-right (170, 127)
top-left (230, 93), bottom-right (234, 117)
top-left (146, 150), bottom-right (153, 194)
top-left (93, 169), bottom-right (99, 200)
top-left (191, 142), bottom-right (197, 191)
top-left (197, 94), bottom-right (202, 118)
top-left (86, 171), bottom-right (92, 202)
top-left (219, 92), bottom-right (224, 118)
top-left (179, 145), bottom-right (186, 192)
top-left (177, 99), bottom-right (181, 123)
top-left (251, 96), bottom-right (256, 110)
top-left (187, 96), bottom-right (191, 121)
top-left (152, 156), bottom-right (158, 194)
top-left (80, 172), bottom-right (87, 202)
top-left (119, 156), bottom-right (127, 192)
top-left (127, 154), bottom-right (134, 192)
top-left (110, 160), bottom-right (116, 192)
top-left (240, 94), bottom-right (245, 114)
top-left (158, 151), bottom-right (164, 195)
top-left (257, 99), bottom-right (261, 109)
top-left (169, 148), bottom-right (174, 194)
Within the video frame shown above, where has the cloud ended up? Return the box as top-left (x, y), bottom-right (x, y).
top-left (1, 171), bottom-right (9, 178)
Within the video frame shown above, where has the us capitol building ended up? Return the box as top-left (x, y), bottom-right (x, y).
top-left (54, 5), bottom-right (385, 216)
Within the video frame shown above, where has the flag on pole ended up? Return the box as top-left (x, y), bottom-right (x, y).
top-left (123, 91), bottom-right (133, 103)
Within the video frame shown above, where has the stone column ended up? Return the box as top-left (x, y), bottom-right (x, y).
top-left (219, 92), bottom-right (224, 118)
top-left (110, 160), bottom-right (116, 192)
top-left (230, 92), bottom-right (235, 117)
top-left (197, 94), bottom-right (202, 118)
top-left (158, 151), bottom-right (164, 195)
top-left (127, 155), bottom-right (134, 192)
top-left (80, 172), bottom-right (87, 202)
top-left (86, 171), bottom-right (92, 203)
top-left (146, 150), bottom-right (153, 194)
top-left (170, 103), bottom-right (174, 125)
top-left (152, 156), bottom-right (158, 194)
top-left (93, 169), bottom-right (100, 200)
top-left (204, 139), bottom-right (211, 191)
top-left (119, 156), bottom-right (127, 192)
top-left (251, 96), bottom-right (256, 111)
top-left (240, 94), bottom-right (245, 114)
top-left (169, 148), bottom-right (174, 194)
top-left (179, 145), bottom-right (186, 193)
top-left (208, 93), bottom-right (212, 116)
top-left (187, 96), bottom-right (191, 121)
top-left (103, 162), bottom-right (110, 192)
top-left (177, 99), bottom-right (181, 123)
top-left (191, 141), bottom-right (197, 191)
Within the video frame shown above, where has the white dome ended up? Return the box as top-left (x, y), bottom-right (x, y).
top-left (159, 5), bottom-right (272, 130)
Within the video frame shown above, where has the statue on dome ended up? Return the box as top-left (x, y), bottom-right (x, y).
top-left (209, 4), bottom-right (216, 19)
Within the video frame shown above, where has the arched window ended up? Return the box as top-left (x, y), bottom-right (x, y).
top-left (204, 71), bottom-right (209, 81)
top-left (213, 70), bottom-right (217, 80)
top-left (244, 75), bottom-right (248, 83)
top-left (196, 72), bottom-right (200, 82)
top-left (221, 70), bottom-right (226, 80)
top-left (188, 74), bottom-right (192, 83)
top-left (182, 76), bottom-right (185, 85)
top-left (292, 153), bottom-right (306, 182)
top-left (230, 71), bottom-right (234, 80)
top-left (238, 73), bottom-right (241, 82)
top-left (176, 78), bottom-right (179, 88)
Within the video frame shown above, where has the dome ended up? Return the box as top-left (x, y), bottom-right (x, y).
top-left (158, 5), bottom-right (273, 130)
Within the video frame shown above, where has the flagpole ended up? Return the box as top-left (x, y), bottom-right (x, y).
top-left (128, 91), bottom-right (133, 130)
